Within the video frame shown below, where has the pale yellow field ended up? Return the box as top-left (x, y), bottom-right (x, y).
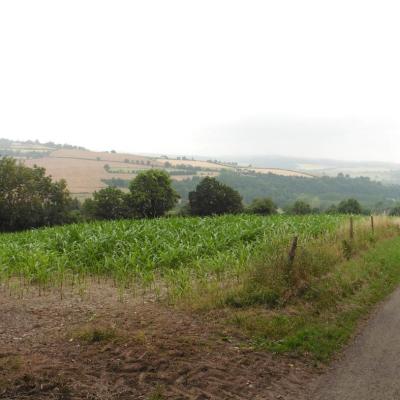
top-left (20, 148), bottom-right (313, 195)
top-left (247, 167), bottom-right (314, 178)
top-left (24, 157), bottom-right (152, 194)
top-left (156, 158), bottom-right (232, 171)
top-left (51, 149), bottom-right (163, 165)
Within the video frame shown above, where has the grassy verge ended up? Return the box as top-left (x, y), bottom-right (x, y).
top-left (227, 236), bottom-right (400, 362)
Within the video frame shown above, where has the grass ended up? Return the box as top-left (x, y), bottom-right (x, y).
top-left (72, 325), bottom-right (117, 344)
top-left (0, 355), bottom-right (21, 372)
top-left (228, 236), bottom-right (400, 361)
top-left (1, 213), bottom-right (400, 363)
top-left (0, 355), bottom-right (22, 390)
top-left (147, 385), bottom-right (165, 400)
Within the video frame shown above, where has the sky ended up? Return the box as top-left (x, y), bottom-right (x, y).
top-left (1, 0), bottom-right (400, 162)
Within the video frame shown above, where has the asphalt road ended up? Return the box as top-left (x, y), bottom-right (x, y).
top-left (310, 287), bottom-right (400, 399)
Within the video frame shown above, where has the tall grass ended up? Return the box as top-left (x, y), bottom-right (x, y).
top-left (199, 216), bottom-right (399, 308)
top-left (225, 219), bottom-right (400, 361)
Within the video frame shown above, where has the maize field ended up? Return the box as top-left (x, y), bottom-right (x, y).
top-left (0, 214), bottom-right (348, 292)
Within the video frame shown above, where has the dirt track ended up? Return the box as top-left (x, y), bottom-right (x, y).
top-left (309, 287), bottom-right (400, 399)
top-left (0, 283), bottom-right (314, 400)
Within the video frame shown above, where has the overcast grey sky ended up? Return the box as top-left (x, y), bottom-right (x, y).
top-left (1, 1), bottom-right (400, 162)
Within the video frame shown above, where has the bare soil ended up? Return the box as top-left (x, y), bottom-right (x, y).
top-left (0, 283), bottom-right (315, 400)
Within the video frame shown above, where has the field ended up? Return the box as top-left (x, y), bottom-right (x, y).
top-left (2, 214), bottom-right (400, 399)
top-left (0, 215), bottom-right (346, 294)
top-left (248, 167), bottom-right (314, 178)
top-left (2, 140), bottom-right (317, 196)
top-left (25, 157), bottom-right (145, 194)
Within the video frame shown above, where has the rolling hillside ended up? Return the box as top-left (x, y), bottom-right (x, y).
top-left (0, 139), bottom-right (313, 197)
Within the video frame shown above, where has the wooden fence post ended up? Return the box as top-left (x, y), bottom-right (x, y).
top-left (350, 217), bottom-right (354, 240)
top-left (371, 215), bottom-right (374, 234)
top-left (288, 236), bottom-right (298, 265)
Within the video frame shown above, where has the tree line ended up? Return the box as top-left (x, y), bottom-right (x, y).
top-left (172, 170), bottom-right (400, 211)
top-left (0, 157), bottom-right (396, 232)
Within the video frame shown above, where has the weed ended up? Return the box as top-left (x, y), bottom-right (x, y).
top-left (148, 384), bottom-right (164, 400)
top-left (73, 325), bottom-right (117, 344)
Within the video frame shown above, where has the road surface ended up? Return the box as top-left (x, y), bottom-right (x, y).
top-left (310, 287), bottom-right (400, 399)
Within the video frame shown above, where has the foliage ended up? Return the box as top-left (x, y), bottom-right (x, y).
top-left (173, 171), bottom-right (400, 210)
top-left (91, 170), bottom-right (180, 220)
top-left (0, 158), bottom-right (73, 231)
top-left (247, 197), bottom-right (277, 215)
top-left (128, 169), bottom-right (179, 218)
top-left (289, 200), bottom-right (312, 215)
top-left (0, 138), bottom-right (86, 159)
top-left (337, 198), bottom-right (362, 214)
top-left (102, 177), bottom-right (130, 188)
top-left (188, 177), bottom-right (243, 216)
top-left (389, 205), bottom-right (400, 216)
top-left (326, 204), bottom-right (338, 214)
top-left (83, 187), bottom-right (130, 220)
top-left (231, 235), bottom-right (400, 361)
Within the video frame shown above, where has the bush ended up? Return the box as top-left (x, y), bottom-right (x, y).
top-left (289, 200), bottom-right (312, 215)
top-left (83, 187), bottom-right (130, 220)
top-left (248, 198), bottom-right (277, 215)
top-left (337, 198), bottom-right (362, 214)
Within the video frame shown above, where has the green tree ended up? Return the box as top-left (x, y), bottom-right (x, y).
top-left (128, 169), bottom-right (179, 218)
top-left (83, 187), bottom-right (129, 220)
top-left (248, 197), bottom-right (277, 215)
top-left (337, 198), bottom-right (362, 214)
top-left (0, 157), bottom-right (73, 231)
top-left (289, 200), bottom-right (312, 215)
top-left (188, 177), bottom-right (243, 216)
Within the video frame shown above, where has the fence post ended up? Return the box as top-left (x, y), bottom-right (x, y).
top-left (288, 236), bottom-right (298, 265)
top-left (371, 215), bottom-right (374, 234)
top-left (350, 217), bottom-right (354, 240)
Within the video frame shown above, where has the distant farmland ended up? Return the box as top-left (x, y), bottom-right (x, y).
top-left (0, 140), bottom-right (313, 197)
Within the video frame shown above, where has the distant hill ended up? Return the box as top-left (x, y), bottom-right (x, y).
top-left (0, 139), bottom-right (313, 198)
top-left (217, 155), bottom-right (400, 184)
top-left (2, 138), bottom-right (400, 209)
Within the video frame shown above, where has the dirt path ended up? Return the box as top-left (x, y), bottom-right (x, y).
top-left (0, 283), bottom-right (315, 400)
top-left (309, 287), bottom-right (400, 399)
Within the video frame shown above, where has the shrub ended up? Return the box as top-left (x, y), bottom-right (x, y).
top-left (337, 198), bottom-right (362, 214)
top-left (248, 198), bottom-right (277, 215)
top-left (289, 200), bottom-right (312, 215)
top-left (83, 187), bottom-right (130, 220)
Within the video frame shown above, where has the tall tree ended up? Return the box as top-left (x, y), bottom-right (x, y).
top-left (188, 177), bottom-right (243, 216)
top-left (128, 169), bottom-right (179, 218)
top-left (0, 158), bottom-right (73, 231)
